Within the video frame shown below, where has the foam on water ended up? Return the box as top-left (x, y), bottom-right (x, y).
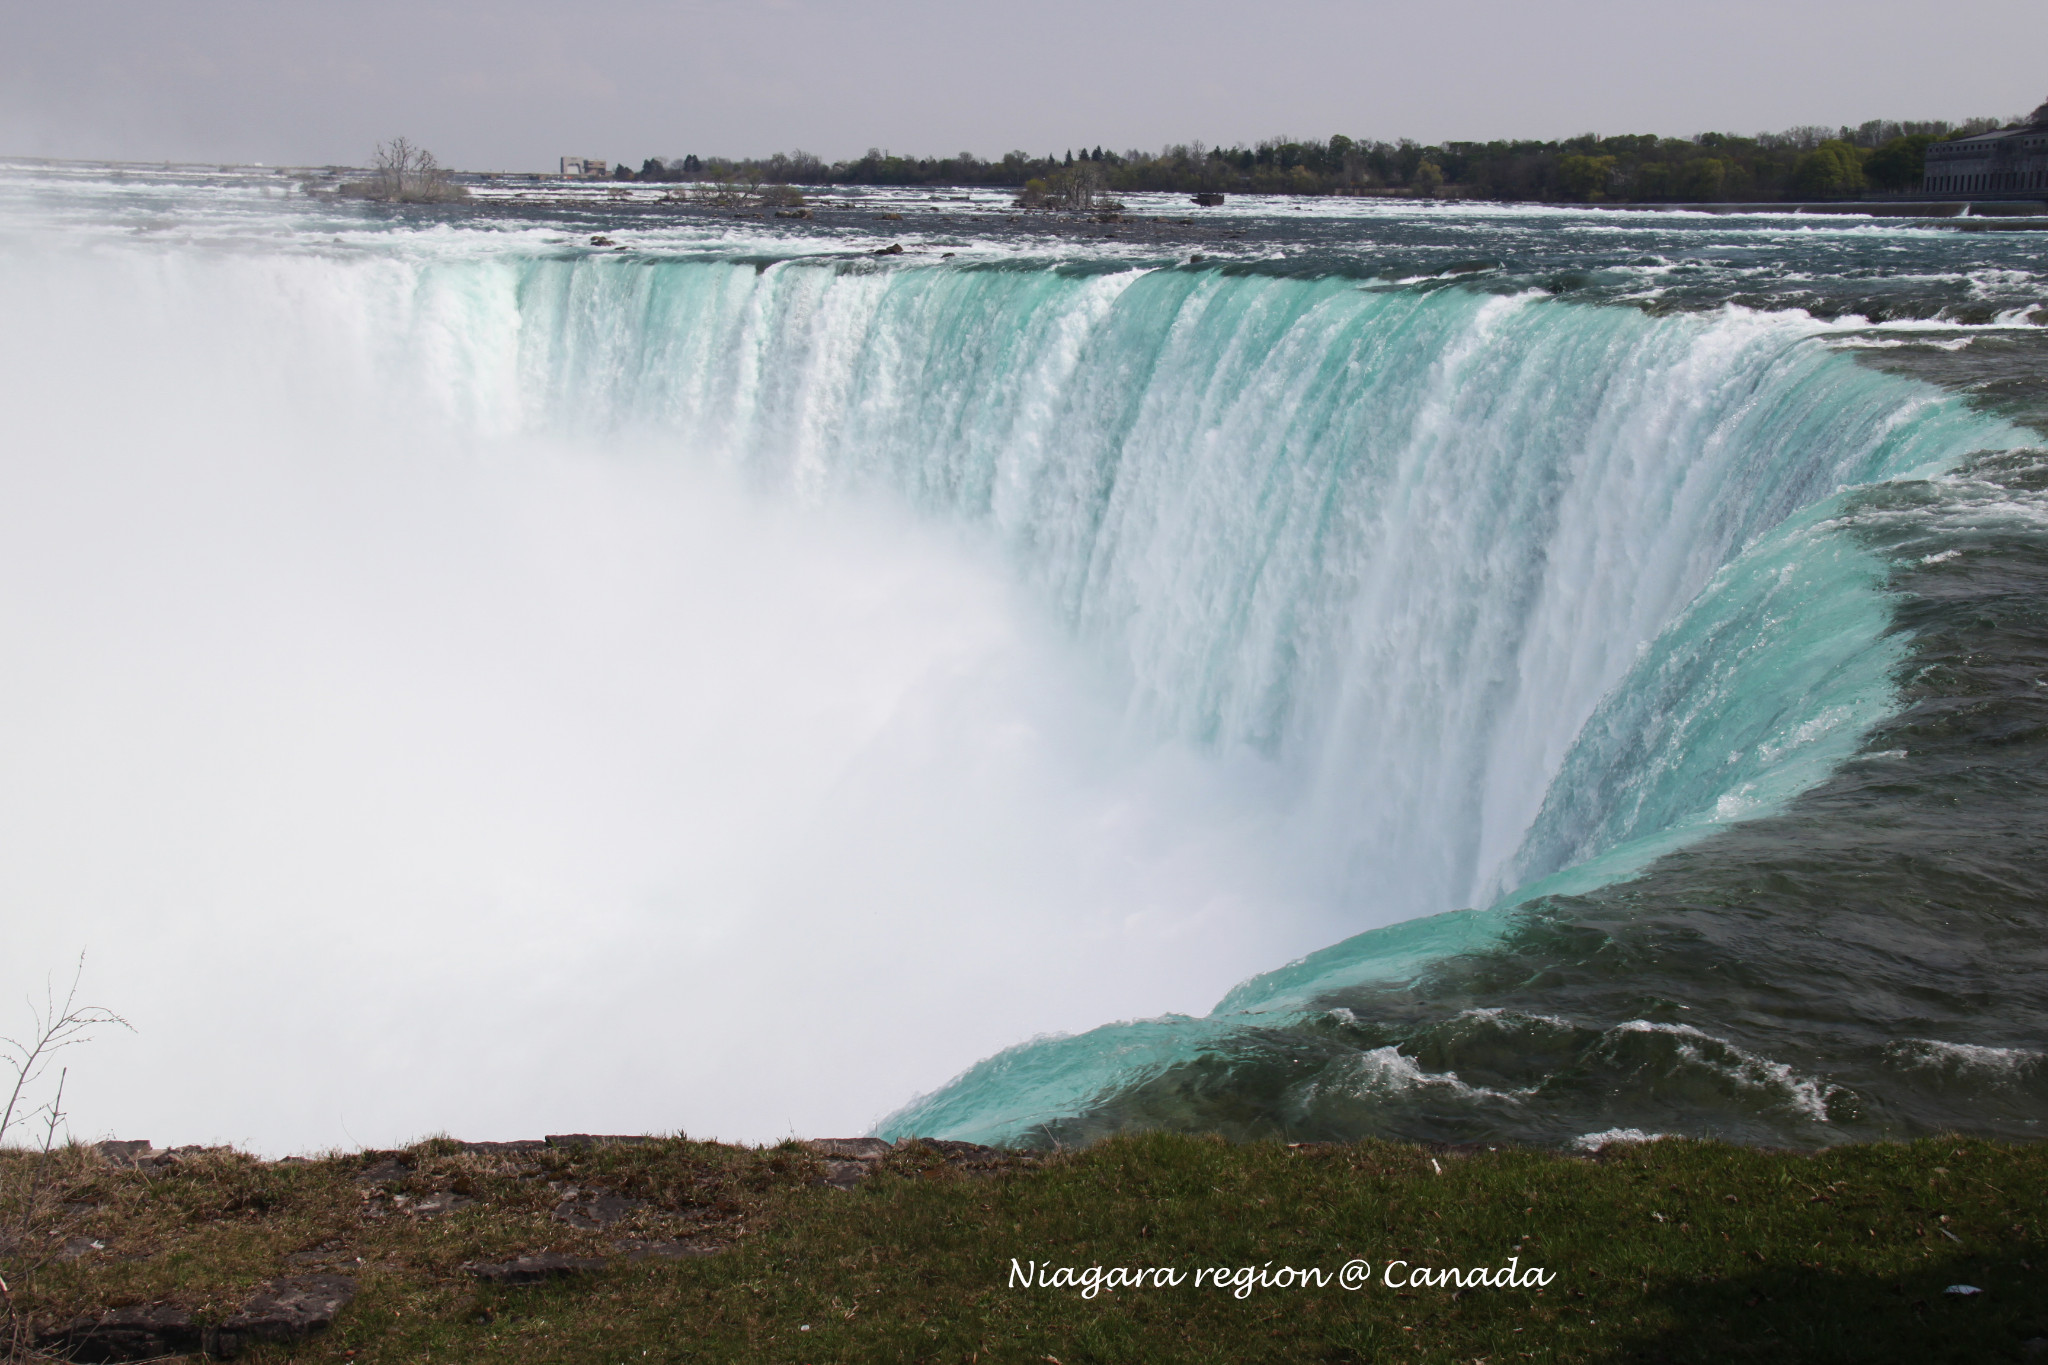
top-left (0, 164), bottom-right (2036, 1151)
top-left (1572, 1128), bottom-right (1668, 1152)
top-left (1886, 1040), bottom-right (2046, 1081)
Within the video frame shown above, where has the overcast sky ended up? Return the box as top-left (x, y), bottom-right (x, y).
top-left (1, 0), bottom-right (2042, 170)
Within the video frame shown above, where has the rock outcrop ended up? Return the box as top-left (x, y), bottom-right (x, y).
top-left (466, 1252), bottom-right (609, 1285)
top-left (806, 1136), bottom-right (893, 1189)
top-left (216, 1275), bottom-right (359, 1356)
top-left (52, 1275), bottom-right (357, 1362)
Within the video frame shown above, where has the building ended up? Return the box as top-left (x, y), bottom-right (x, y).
top-left (1922, 101), bottom-right (2048, 195)
top-left (559, 157), bottom-right (609, 179)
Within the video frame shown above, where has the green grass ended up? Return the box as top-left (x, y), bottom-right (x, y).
top-left (8, 1132), bottom-right (2045, 1363)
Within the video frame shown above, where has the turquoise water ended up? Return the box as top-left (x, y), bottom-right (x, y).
top-left (420, 257), bottom-right (2022, 925)
top-left (2, 162), bottom-right (2042, 1151)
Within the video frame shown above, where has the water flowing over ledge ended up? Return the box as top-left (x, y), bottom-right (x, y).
top-left (2, 177), bottom-right (2039, 1151)
top-left (419, 254), bottom-right (2015, 917)
top-left (405, 252), bottom-right (2024, 1147)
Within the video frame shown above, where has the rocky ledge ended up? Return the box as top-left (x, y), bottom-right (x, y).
top-left (22, 1132), bottom-right (1027, 1359)
top-left (52, 1274), bottom-right (358, 1362)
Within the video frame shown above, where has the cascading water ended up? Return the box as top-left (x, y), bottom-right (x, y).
top-left (423, 255), bottom-right (2014, 921)
top-left (1, 164), bottom-right (2042, 1153)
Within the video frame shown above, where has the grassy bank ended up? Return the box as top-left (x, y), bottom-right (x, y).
top-left (5, 1132), bottom-right (2043, 1363)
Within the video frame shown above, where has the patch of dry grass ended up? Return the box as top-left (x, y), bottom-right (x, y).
top-left (2, 1133), bottom-right (2043, 1363)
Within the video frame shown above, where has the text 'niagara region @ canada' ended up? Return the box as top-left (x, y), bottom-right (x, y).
top-left (1008, 1257), bottom-right (1556, 1298)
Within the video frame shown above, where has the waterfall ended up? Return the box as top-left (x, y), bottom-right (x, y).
top-left (0, 227), bottom-right (2024, 1149)
top-left (421, 255), bottom-right (2010, 919)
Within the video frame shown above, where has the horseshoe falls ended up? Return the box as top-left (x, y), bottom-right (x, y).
top-left (3, 165), bottom-right (2045, 1153)
top-left (507, 259), bottom-right (1977, 920)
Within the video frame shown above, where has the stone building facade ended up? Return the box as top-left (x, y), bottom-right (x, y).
top-left (1923, 101), bottom-right (2048, 195)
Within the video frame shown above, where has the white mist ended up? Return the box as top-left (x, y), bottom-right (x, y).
top-left (0, 240), bottom-right (1338, 1154)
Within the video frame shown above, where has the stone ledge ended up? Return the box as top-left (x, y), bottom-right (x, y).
top-left (50, 1275), bottom-right (356, 1362)
top-left (466, 1251), bottom-right (609, 1285)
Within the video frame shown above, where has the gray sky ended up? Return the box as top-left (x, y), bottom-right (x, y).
top-left (2, 0), bottom-right (2042, 172)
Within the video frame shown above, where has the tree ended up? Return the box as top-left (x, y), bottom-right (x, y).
top-left (1792, 139), bottom-right (1866, 196)
top-left (1678, 156), bottom-right (1729, 200)
top-left (1015, 161), bottom-right (1115, 211)
top-left (576, 109), bottom-right (2017, 205)
top-left (1865, 134), bottom-right (1935, 192)
top-left (367, 137), bottom-right (464, 203)
top-left (1557, 153), bottom-right (1616, 200)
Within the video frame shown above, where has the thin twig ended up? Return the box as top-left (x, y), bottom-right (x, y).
top-left (1, 954), bottom-right (129, 1147)
top-left (0, 955), bottom-right (132, 1363)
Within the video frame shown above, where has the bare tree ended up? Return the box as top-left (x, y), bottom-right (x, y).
top-left (0, 959), bottom-right (126, 1146)
top-left (0, 957), bottom-right (130, 1358)
top-left (366, 137), bottom-right (464, 203)
top-left (1014, 161), bottom-right (1121, 213)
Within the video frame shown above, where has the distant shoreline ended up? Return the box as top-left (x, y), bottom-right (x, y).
top-left (7, 157), bottom-right (2046, 220)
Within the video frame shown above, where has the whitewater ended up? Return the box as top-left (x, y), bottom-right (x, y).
top-left (1, 162), bottom-right (2043, 1153)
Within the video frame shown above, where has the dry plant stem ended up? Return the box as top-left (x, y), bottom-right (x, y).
top-left (0, 955), bottom-right (128, 1144)
top-left (1, 956), bottom-right (130, 1361)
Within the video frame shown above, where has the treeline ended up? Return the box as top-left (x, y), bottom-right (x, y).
top-left (611, 114), bottom-right (2020, 201)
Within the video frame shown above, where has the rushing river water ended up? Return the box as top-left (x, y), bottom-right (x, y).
top-left (2, 162), bottom-right (2043, 1152)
